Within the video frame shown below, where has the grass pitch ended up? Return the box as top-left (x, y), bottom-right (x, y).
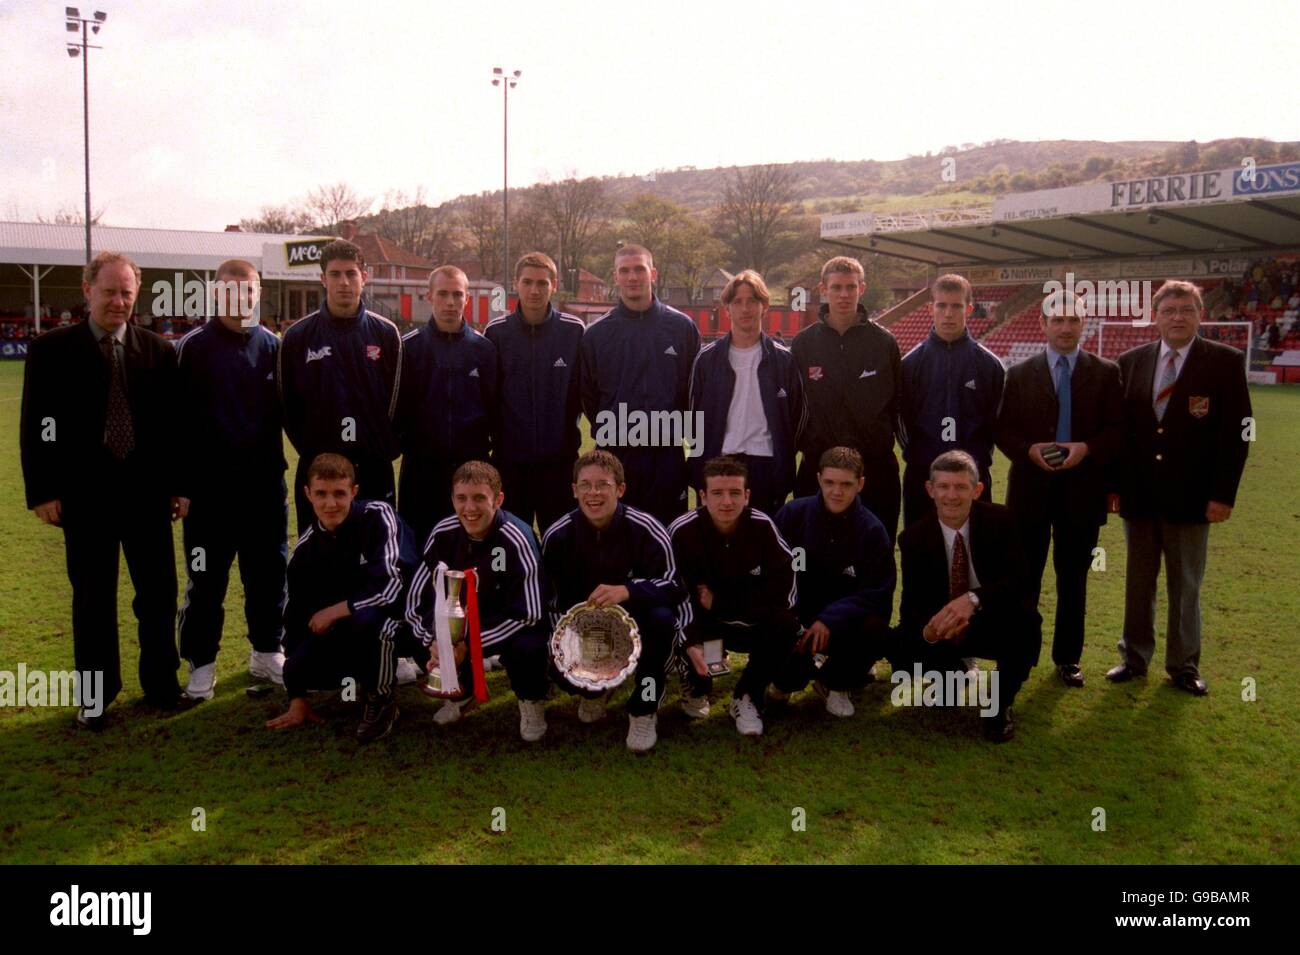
top-left (1, 360), bottom-right (1296, 863)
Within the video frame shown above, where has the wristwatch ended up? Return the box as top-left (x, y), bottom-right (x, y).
top-left (966, 590), bottom-right (981, 611)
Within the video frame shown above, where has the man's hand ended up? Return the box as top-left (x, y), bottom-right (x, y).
top-left (1107, 493), bottom-right (1121, 514)
top-left (1028, 442), bottom-right (1057, 472)
top-left (33, 500), bottom-right (62, 526)
top-left (797, 620), bottom-right (831, 655)
top-left (308, 600), bottom-right (351, 635)
top-left (926, 594), bottom-right (977, 642)
top-left (588, 584), bottom-right (630, 608)
top-left (425, 641), bottom-right (468, 670)
top-left (685, 643), bottom-right (709, 677)
top-left (1206, 501), bottom-right (1233, 523)
top-left (266, 697), bottom-right (323, 730)
top-left (696, 585), bottom-right (714, 611)
top-left (171, 496), bottom-right (190, 521)
top-left (1057, 442), bottom-right (1090, 470)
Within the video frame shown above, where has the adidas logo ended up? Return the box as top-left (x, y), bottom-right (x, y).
top-left (306, 345), bottom-right (332, 363)
top-left (266, 372), bottom-right (273, 380)
top-left (859, 369), bottom-right (877, 379)
top-left (749, 566), bottom-right (762, 576)
top-left (965, 379), bottom-right (976, 390)
top-left (469, 367), bottom-right (480, 377)
top-left (554, 357), bottom-right (567, 368)
top-left (664, 345), bottom-right (677, 356)
top-left (359, 555), bottom-right (367, 565)
top-left (777, 388), bottom-right (787, 398)
top-left (842, 565), bottom-right (856, 577)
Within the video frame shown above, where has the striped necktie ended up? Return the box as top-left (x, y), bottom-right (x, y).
top-left (102, 336), bottom-right (136, 460)
top-left (1153, 350), bottom-right (1178, 421)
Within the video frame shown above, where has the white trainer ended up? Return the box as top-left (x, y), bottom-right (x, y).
top-left (626, 713), bottom-right (658, 752)
top-left (577, 695), bottom-right (608, 724)
top-left (185, 662), bottom-right (217, 701)
top-left (248, 649), bottom-right (285, 685)
top-left (814, 680), bottom-right (855, 718)
top-left (433, 696), bottom-right (476, 725)
top-left (518, 699), bottom-right (548, 742)
top-left (680, 693), bottom-right (710, 719)
top-left (729, 694), bottom-right (763, 736)
top-left (395, 657), bottom-right (420, 685)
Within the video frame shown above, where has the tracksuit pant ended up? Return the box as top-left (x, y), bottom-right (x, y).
top-left (774, 617), bottom-right (890, 695)
top-left (282, 616), bottom-right (422, 701)
top-left (611, 446), bottom-right (689, 528)
top-left (396, 456), bottom-right (464, 550)
top-left (441, 628), bottom-right (552, 703)
top-left (178, 477), bottom-right (288, 668)
top-left (796, 451), bottom-right (901, 544)
top-left (496, 457), bottom-right (577, 536)
top-left (682, 614), bottom-right (802, 704)
top-left (293, 452), bottom-right (395, 537)
top-left (720, 453), bottom-right (789, 519)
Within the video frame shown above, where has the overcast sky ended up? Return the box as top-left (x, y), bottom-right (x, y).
top-left (2, 0), bottom-right (1297, 230)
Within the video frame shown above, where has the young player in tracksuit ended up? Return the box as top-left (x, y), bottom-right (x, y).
top-left (266, 454), bottom-right (421, 743)
top-left (580, 244), bottom-right (700, 527)
top-left (668, 456), bottom-right (801, 737)
top-left (278, 240), bottom-right (402, 533)
top-left (175, 260), bottom-right (288, 699)
top-left (899, 274), bottom-right (1005, 528)
top-left (404, 461), bottom-right (550, 743)
top-left (773, 447), bottom-right (896, 719)
top-left (484, 252), bottom-right (585, 534)
top-left (395, 266), bottom-right (498, 547)
top-left (540, 449), bottom-right (688, 752)
top-left (792, 256), bottom-right (903, 542)
top-left (689, 270), bottom-right (805, 517)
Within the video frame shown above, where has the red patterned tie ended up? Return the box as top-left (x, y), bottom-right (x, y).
top-left (1153, 351), bottom-right (1178, 420)
top-left (950, 531), bottom-right (969, 601)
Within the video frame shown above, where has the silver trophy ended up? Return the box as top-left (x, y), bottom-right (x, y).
top-left (422, 566), bottom-right (467, 699)
top-left (550, 603), bottom-right (641, 693)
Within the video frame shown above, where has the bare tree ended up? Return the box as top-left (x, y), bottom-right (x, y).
top-left (461, 192), bottom-right (503, 280)
top-left (715, 164), bottom-right (802, 275)
top-left (304, 182), bottom-right (374, 234)
top-left (531, 176), bottom-right (612, 285)
top-left (37, 205), bottom-right (106, 225)
top-left (240, 203), bottom-right (311, 234)
top-left (623, 194), bottom-right (725, 299)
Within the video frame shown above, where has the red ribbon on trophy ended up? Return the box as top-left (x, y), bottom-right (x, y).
top-left (464, 568), bottom-right (489, 703)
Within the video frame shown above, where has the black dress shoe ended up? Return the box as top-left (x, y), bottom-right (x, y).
top-left (75, 708), bottom-right (108, 731)
top-left (143, 689), bottom-right (200, 712)
top-left (982, 706), bottom-right (1015, 743)
top-left (1172, 673), bottom-right (1209, 696)
top-left (1057, 664), bottom-right (1085, 688)
top-left (1105, 662), bottom-right (1147, 683)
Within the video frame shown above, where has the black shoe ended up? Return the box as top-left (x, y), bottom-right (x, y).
top-left (1105, 662), bottom-right (1147, 683)
top-left (143, 689), bottom-right (200, 712)
top-left (982, 706), bottom-right (1016, 743)
top-left (1171, 673), bottom-right (1208, 696)
top-left (75, 708), bottom-right (108, 732)
top-left (1057, 664), bottom-right (1085, 688)
top-left (356, 693), bottom-right (399, 743)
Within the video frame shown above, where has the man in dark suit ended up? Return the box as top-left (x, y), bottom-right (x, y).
top-left (20, 251), bottom-right (189, 727)
top-left (892, 450), bottom-right (1041, 741)
top-left (995, 293), bottom-right (1124, 687)
top-left (1109, 281), bottom-right (1252, 695)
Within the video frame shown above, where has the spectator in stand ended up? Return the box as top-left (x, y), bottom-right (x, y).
top-left (1267, 322), bottom-right (1281, 348)
top-left (60, 308), bottom-right (72, 326)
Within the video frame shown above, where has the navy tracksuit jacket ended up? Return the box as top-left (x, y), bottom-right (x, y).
top-left (394, 320), bottom-right (498, 546)
top-left (282, 500), bottom-right (420, 700)
top-left (278, 306), bottom-right (403, 530)
top-left (175, 319), bottom-right (288, 665)
top-left (580, 297), bottom-right (700, 526)
top-left (899, 329), bottom-right (1005, 526)
top-left (484, 305), bottom-right (585, 532)
top-left (405, 508), bottom-right (549, 701)
top-left (688, 331), bottom-right (805, 515)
